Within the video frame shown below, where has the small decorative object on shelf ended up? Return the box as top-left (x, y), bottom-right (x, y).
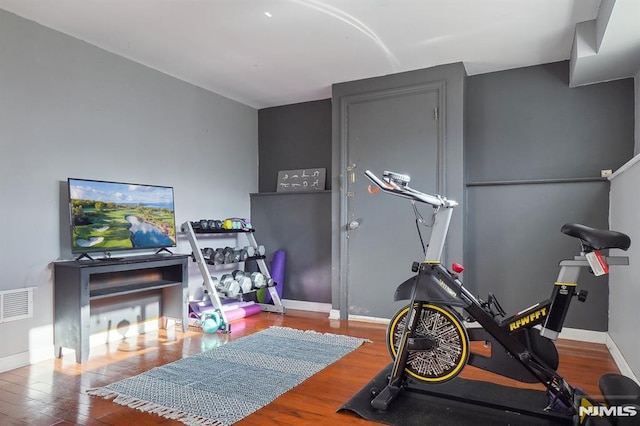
top-left (276, 168), bottom-right (326, 192)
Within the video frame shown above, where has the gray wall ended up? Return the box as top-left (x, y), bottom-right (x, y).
top-left (609, 160), bottom-right (640, 379)
top-left (253, 99), bottom-right (332, 304)
top-left (254, 61), bottom-right (634, 332)
top-left (0, 10), bottom-right (257, 367)
top-left (258, 99), bottom-right (332, 192)
top-left (465, 61), bottom-right (634, 331)
top-left (607, 69), bottom-right (640, 379)
top-left (250, 192), bottom-right (331, 303)
top-left (636, 70), bottom-right (640, 155)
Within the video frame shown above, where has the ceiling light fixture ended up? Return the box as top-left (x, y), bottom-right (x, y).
top-left (264, 12), bottom-right (273, 18)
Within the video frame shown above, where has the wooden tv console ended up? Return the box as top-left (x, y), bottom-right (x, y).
top-left (53, 254), bottom-right (189, 363)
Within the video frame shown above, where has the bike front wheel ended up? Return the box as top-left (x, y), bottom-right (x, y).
top-left (387, 303), bottom-right (469, 383)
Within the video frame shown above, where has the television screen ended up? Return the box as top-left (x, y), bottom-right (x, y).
top-left (68, 178), bottom-right (176, 254)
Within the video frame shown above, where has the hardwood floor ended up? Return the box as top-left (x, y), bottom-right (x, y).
top-left (0, 310), bottom-right (620, 425)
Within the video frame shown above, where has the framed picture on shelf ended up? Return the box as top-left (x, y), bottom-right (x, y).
top-left (276, 168), bottom-right (326, 192)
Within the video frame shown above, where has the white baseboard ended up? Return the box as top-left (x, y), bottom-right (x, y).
top-left (605, 334), bottom-right (640, 384)
top-left (0, 350), bottom-right (31, 373)
top-left (558, 327), bottom-right (607, 344)
top-left (328, 310), bottom-right (391, 323)
top-left (282, 299), bottom-right (331, 313)
top-left (347, 314), bottom-right (390, 324)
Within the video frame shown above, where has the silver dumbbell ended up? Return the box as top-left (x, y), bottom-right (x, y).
top-left (250, 272), bottom-right (267, 289)
top-left (225, 281), bottom-right (240, 297)
top-left (235, 248), bottom-right (248, 261)
top-left (213, 276), bottom-right (226, 295)
top-left (219, 274), bottom-right (240, 297)
top-left (238, 276), bottom-right (252, 293)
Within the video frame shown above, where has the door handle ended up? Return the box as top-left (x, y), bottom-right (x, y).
top-left (348, 220), bottom-right (360, 231)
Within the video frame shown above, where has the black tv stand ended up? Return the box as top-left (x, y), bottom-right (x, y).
top-left (156, 247), bottom-right (174, 255)
top-left (53, 254), bottom-right (189, 363)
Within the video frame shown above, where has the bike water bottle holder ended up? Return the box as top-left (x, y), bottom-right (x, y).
top-left (481, 293), bottom-right (507, 319)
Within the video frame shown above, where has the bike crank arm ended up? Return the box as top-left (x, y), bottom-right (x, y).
top-left (371, 279), bottom-right (424, 411)
top-left (371, 327), bottom-right (413, 411)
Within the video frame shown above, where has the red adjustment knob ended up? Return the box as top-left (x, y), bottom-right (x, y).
top-left (452, 263), bottom-right (465, 273)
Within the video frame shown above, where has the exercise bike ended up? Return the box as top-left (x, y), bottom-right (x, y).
top-left (364, 169), bottom-right (634, 425)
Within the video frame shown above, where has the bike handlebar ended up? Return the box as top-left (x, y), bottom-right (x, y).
top-left (364, 170), bottom-right (458, 208)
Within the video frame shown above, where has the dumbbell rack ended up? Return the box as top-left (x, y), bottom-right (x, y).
top-left (181, 221), bottom-right (285, 332)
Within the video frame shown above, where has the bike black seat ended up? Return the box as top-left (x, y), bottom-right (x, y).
top-left (561, 223), bottom-right (631, 251)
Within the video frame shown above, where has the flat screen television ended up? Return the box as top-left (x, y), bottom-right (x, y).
top-left (68, 178), bottom-right (176, 257)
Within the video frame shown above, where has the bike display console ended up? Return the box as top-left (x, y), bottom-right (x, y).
top-left (53, 254), bottom-right (189, 363)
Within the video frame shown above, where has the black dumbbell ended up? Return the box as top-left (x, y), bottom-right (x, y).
top-left (201, 247), bottom-right (215, 263)
top-left (213, 248), bottom-right (225, 265)
top-left (222, 247), bottom-right (234, 263)
top-left (236, 248), bottom-right (248, 261)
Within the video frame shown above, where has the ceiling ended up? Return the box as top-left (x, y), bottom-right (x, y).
top-left (1, 0), bottom-right (639, 109)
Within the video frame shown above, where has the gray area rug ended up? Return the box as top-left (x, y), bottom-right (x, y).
top-left (87, 326), bottom-right (370, 425)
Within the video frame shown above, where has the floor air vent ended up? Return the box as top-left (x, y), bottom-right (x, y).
top-left (1, 288), bottom-right (34, 323)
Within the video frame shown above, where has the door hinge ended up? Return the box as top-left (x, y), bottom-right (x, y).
top-left (434, 107), bottom-right (439, 121)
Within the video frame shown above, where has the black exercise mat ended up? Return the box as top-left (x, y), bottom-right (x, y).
top-left (338, 364), bottom-right (572, 426)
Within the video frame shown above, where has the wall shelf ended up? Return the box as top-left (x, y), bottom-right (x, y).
top-left (250, 190), bottom-right (331, 196)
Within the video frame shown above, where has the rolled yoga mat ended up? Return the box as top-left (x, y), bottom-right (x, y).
top-left (222, 303), bottom-right (262, 322)
top-left (189, 300), bottom-right (255, 316)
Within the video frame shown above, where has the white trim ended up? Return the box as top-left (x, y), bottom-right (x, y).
top-left (0, 350), bottom-right (31, 373)
top-left (347, 314), bottom-right (390, 324)
top-left (606, 334), bottom-right (640, 384)
top-left (558, 327), bottom-right (607, 344)
top-left (329, 311), bottom-right (391, 324)
top-left (608, 153), bottom-right (640, 180)
top-left (281, 299), bottom-right (331, 313)
top-left (330, 310), bottom-right (399, 324)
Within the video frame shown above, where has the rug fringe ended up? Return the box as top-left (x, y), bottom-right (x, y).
top-left (268, 325), bottom-right (372, 343)
top-left (86, 388), bottom-right (225, 426)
